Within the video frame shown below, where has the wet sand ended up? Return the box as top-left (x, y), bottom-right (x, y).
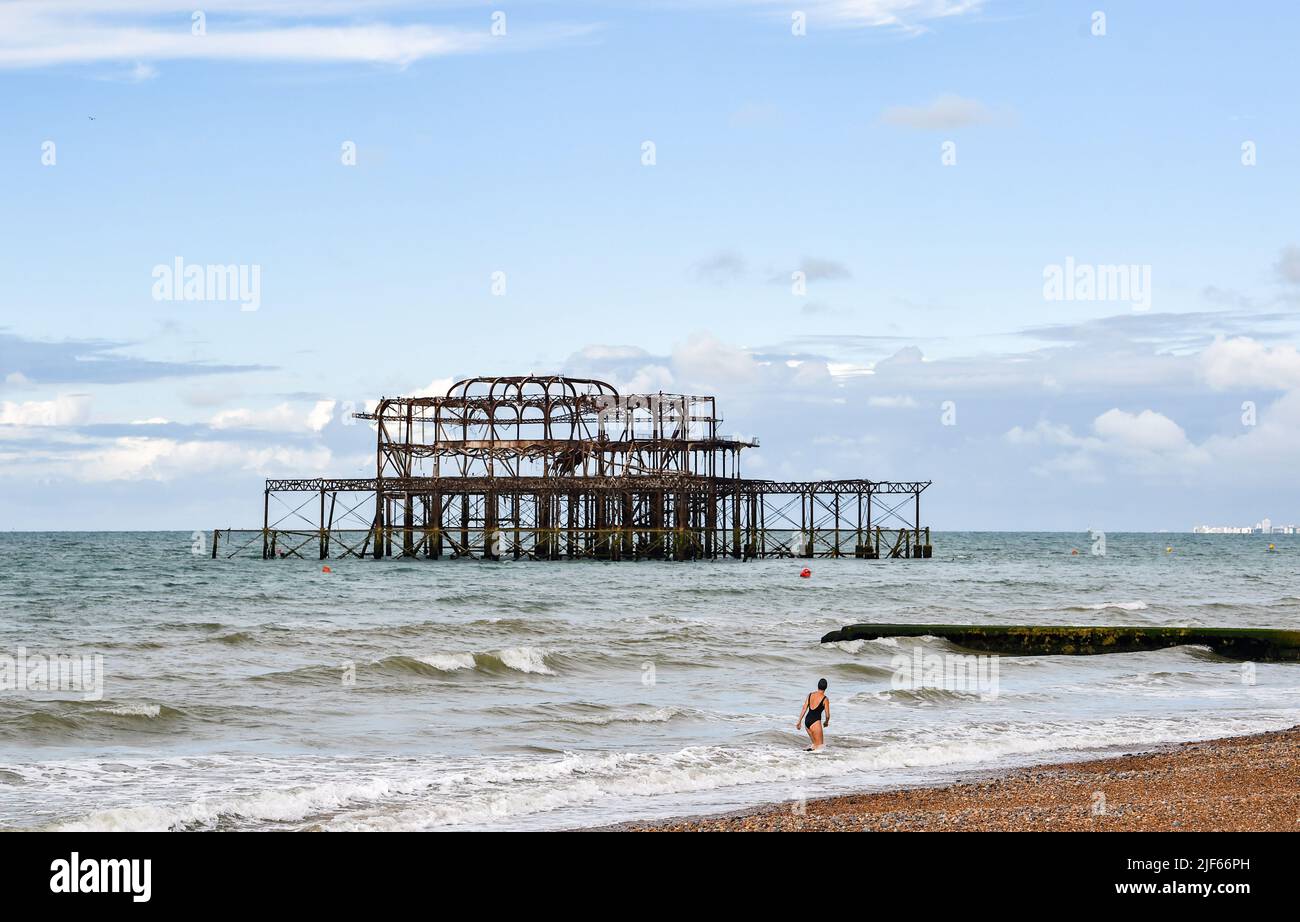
top-left (612, 727), bottom-right (1300, 831)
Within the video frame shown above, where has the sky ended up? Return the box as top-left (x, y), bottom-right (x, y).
top-left (2, 0), bottom-right (1299, 531)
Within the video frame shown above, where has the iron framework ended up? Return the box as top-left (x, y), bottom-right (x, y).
top-left (214, 375), bottom-right (932, 561)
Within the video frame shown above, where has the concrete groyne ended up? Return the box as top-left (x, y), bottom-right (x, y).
top-left (820, 624), bottom-right (1300, 662)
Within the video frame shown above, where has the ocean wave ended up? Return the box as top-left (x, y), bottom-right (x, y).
top-left (567, 706), bottom-right (694, 726)
top-left (157, 622), bottom-right (226, 632)
top-left (211, 632), bottom-right (256, 646)
top-left (327, 713), bottom-right (1300, 830)
top-left (868, 686), bottom-right (985, 705)
top-left (93, 703), bottom-right (164, 718)
top-left (0, 712), bottom-right (82, 735)
top-left (383, 647), bottom-right (556, 677)
top-left (252, 647), bottom-right (560, 685)
top-left (1072, 601), bottom-right (1149, 612)
top-left (249, 664), bottom-right (342, 685)
top-left (829, 639), bottom-right (868, 654)
top-left (493, 647), bottom-right (555, 675)
top-left (23, 713), bottom-right (1300, 832)
top-left (51, 775), bottom-right (434, 832)
top-left (827, 636), bottom-right (920, 653)
top-left (0, 701), bottom-right (181, 740)
top-left (368, 617), bottom-right (561, 639)
top-left (413, 653), bottom-right (477, 672)
top-left (825, 661), bottom-right (895, 679)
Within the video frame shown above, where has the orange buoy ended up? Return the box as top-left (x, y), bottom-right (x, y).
top-left (799, 568), bottom-right (811, 578)
top-left (322, 565), bottom-right (332, 573)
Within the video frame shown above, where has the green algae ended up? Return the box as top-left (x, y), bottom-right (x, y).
top-left (819, 624), bottom-right (1300, 662)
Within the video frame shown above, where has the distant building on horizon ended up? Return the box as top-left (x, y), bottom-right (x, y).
top-left (1193, 519), bottom-right (1297, 535)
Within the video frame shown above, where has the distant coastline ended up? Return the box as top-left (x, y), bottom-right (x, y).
top-left (1193, 520), bottom-right (1297, 535)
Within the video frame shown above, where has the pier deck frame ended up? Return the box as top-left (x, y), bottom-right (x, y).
top-left (219, 475), bottom-right (931, 561)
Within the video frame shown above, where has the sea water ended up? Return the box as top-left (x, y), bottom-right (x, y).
top-left (1, 531), bottom-right (1296, 830)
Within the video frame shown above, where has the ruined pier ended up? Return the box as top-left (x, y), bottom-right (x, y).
top-left (214, 375), bottom-right (932, 562)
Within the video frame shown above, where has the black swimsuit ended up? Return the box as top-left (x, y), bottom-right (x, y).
top-left (804, 693), bottom-right (826, 729)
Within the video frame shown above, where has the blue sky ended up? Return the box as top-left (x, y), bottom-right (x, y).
top-left (2, 0), bottom-right (1299, 530)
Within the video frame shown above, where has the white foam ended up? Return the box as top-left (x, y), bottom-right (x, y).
top-left (415, 653), bottom-right (477, 672)
top-left (496, 647), bottom-right (554, 675)
top-left (326, 713), bottom-right (1300, 830)
top-left (569, 706), bottom-right (687, 725)
top-left (94, 704), bottom-right (161, 718)
top-left (35, 711), bottom-right (1299, 833)
top-left (53, 775), bottom-right (428, 832)
top-left (1081, 601), bottom-right (1149, 611)
top-left (831, 639), bottom-right (867, 654)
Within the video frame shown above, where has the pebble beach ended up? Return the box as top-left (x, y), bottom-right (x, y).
top-left (614, 727), bottom-right (1300, 831)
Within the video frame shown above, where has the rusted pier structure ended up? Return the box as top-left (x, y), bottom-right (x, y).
top-left (215, 375), bottom-right (932, 561)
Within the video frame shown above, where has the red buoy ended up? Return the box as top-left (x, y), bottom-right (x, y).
top-left (800, 568), bottom-right (811, 578)
top-left (322, 566), bottom-right (332, 573)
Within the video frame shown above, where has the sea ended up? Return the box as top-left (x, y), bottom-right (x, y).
top-left (1, 531), bottom-right (1296, 831)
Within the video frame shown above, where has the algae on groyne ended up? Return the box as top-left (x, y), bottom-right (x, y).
top-left (820, 624), bottom-right (1300, 662)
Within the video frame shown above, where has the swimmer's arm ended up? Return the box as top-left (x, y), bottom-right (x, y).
top-left (796, 696), bottom-right (808, 728)
top-left (823, 698), bottom-right (830, 727)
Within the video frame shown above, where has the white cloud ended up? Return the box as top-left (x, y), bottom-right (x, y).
top-left (881, 93), bottom-right (997, 130)
top-left (867, 394), bottom-right (917, 408)
top-left (826, 362), bottom-right (873, 378)
top-left (620, 364), bottom-right (676, 394)
top-left (72, 438), bottom-right (332, 482)
top-left (126, 61), bottom-right (158, 81)
top-left (1005, 420), bottom-right (1084, 448)
top-left (304, 400), bottom-right (336, 432)
top-left (572, 345), bottom-right (648, 363)
top-left (778, 0), bottom-right (983, 31)
top-left (1, 25), bottom-right (490, 69)
top-left (1201, 389), bottom-right (1300, 472)
top-left (1005, 407), bottom-right (1204, 484)
top-left (0, 394), bottom-right (91, 426)
top-left (410, 377), bottom-right (455, 399)
top-left (1200, 336), bottom-right (1300, 391)
top-left (672, 334), bottom-right (763, 391)
top-left (1276, 245), bottom-right (1300, 284)
top-left (209, 400), bottom-right (336, 432)
top-left (1092, 408), bottom-right (1190, 454)
top-left (0, 2), bottom-right (594, 69)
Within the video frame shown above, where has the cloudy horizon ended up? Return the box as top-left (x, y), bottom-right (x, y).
top-left (3, 0), bottom-right (1298, 531)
